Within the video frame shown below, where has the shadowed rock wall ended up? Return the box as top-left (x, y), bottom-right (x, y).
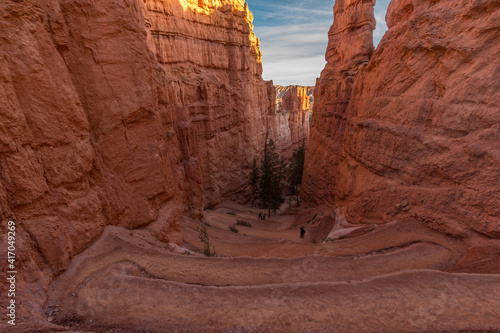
top-left (303, 0), bottom-right (500, 238)
top-left (0, 0), bottom-right (308, 324)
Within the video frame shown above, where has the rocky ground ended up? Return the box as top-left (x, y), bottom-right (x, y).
top-left (2, 201), bottom-right (494, 333)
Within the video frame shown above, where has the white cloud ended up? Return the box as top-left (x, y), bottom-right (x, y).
top-left (248, 0), bottom-right (390, 85)
top-left (374, 7), bottom-right (389, 45)
top-left (261, 55), bottom-right (326, 86)
top-left (254, 20), bottom-right (330, 85)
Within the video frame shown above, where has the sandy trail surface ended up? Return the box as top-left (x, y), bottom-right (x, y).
top-left (38, 201), bottom-right (500, 332)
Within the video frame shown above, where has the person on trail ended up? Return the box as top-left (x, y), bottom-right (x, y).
top-left (263, 213), bottom-right (266, 221)
top-left (300, 227), bottom-right (305, 238)
top-left (258, 212), bottom-right (262, 220)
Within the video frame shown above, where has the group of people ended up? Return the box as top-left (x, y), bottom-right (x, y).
top-left (257, 212), bottom-right (306, 239)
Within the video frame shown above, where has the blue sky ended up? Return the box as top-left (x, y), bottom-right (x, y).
top-left (246, 0), bottom-right (391, 86)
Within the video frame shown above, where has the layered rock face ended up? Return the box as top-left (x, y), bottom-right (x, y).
top-left (140, 0), bottom-right (276, 208)
top-left (275, 85), bottom-right (314, 113)
top-left (303, 0), bottom-right (500, 238)
top-left (270, 85), bottom-right (313, 157)
top-left (281, 86), bottom-right (313, 151)
top-left (0, 0), bottom-right (282, 324)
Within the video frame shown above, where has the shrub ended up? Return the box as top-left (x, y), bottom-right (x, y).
top-left (197, 226), bottom-right (215, 257)
top-left (307, 213), bottom-right (318, 224)
top-left (236, 220), bottom-right (252, 227)
top-left (227, 212), bottom-right (236, 216)
top-left (229, 225), bottom-right (239, 233)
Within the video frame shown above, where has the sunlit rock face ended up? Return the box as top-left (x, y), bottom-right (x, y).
top-left (0, 0), bottom-right (278, 322)
top-left (275, 85), bottom-right (314, 114)
top-left (303, 0), bottom-right (500, 238)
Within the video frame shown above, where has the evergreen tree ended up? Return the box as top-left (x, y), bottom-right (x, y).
top-left (259, 139), bottom-right (284, 217)
top-left (250, 158), bottom-right (259, 207)
top-left (278, 155), bottom-right (287, 186)
top-left (289, 143), bottom-right (306, 206)
top-left (259, 142), bottom-right (273, 216)
top-left (272, 155), bottom-right (286, 212)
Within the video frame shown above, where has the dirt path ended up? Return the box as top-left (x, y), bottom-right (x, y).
top-left (42, 201), bottom-right (500, 333)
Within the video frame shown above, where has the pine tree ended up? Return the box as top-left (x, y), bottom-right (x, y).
top-left (289, 143), bottom-right (306, 206)
top-left (272, 155), bottom-right (286, 213)
top-left (259, 142), bottom-right (273, 216)
top-left (250, 158), bottom-right (259, 207)
top-left (259, 139), bottom-right (284, 217)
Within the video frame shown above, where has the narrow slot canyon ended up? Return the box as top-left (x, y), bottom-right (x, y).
top-left (0, 0), bottom-right (499, 332)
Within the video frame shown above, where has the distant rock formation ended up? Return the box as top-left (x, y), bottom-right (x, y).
top-left (303, 0), bottom-right (500, 238)
top-left (275, 85), bottom-right (314, 113)
top-left (270, 85), bottom-right (314, 157)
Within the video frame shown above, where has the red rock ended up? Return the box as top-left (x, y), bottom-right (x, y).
top-left (303, 0), bottom-right (500, 238)
top-left (270, 85), bottom-right (313, 158)
top-left (0, 0), bottom-right (270, 264)
top-left (306, 215), bottom-right (336, 243)
top-left (275, 85), bottom-right (314, 113)
top-left (0, 0), bottom-right (309, 325)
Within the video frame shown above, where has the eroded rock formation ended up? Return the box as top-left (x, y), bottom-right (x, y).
top-left (270, 85), bottom-right (313, 157)
top-left (303, 0), bottom-right (500, 238)
top-left (0, 0), bottom-right (310, 326)
top-left (275, 85), bottom-right (314, 112)
top-left (42, 203), bottom-right (500, 332)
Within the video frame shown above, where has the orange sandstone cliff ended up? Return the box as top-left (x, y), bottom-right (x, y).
top-left (0, 0), bottom-right (309, 326)
top-left (270, 85), bottom-right (313, 157)
top-left (275, 85), bottom-right (314, 113)
top-left (303, 0), bottom-right (500, 238)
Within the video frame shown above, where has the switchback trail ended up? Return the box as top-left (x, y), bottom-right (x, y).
top-left (41, 201), bottom-right (500, 333)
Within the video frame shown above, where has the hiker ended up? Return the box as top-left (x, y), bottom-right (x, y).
top-left (300, 227), bottom-right (305, 238)
top-left (258, 212), bottom-right (262, 220)
top-left (262, 213), bottom-right (266, 221)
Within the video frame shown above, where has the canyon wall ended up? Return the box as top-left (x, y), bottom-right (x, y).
top-left (275, 85), bottom-right (314, 113)
top-left (270, 85), bottom-right (313, 158)
top-left (0, 0), bottom-right (309, 324)
top-left (303, 0), bottom-right (500, 238)
top-left (140, 0), bottom-right (275, 208)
